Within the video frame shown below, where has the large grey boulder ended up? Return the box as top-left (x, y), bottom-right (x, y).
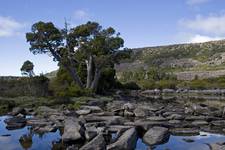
top-left (85, 126), bottom-right (98, 141)
top-left (107, 127), bottom-right (138, 150)
top-left (210, 142), bottom-right (225, 150)
top-left (84, 115), bottom-right (125, 125)
top-left (143, 126), bottom-right (170, 146)
top-left (11, 107), bottom-right (26, 116)
top-left (80, 134), bottom-right (106, 150)
top-left (62, 118), bottom-right (84, 142)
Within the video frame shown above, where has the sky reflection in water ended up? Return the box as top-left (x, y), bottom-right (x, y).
top-left (1, 115), bottom-right (225, 150)
top-left (0, 116), bottom-right (61, 150)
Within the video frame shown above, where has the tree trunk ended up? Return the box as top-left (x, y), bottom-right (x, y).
top-left (90, 68), bottom-right (101, 92)
top-left (86, 55), bottom-right (93, 88)
top-left (64, 65), bottom-right (84, 88)
top-left (48, 45), bottom-right (84, 88)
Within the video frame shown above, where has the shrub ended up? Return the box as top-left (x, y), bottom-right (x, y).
top-left (123, 81), bottom-right (140, 90)
top-left (156, 80), bottom-right (177, 89)
top-left (138, 80), bottom-right (156, 89)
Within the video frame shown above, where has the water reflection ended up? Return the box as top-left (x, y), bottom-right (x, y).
top-left (19, 133), bottom-right (33, 149)
top-left (0, 116), bottom-right (62, 150)
top-left (136, 132), bottom-right (225, 150)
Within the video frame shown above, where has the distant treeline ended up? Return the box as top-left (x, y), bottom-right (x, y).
top-left (0, 76), bottom-right (49, 97)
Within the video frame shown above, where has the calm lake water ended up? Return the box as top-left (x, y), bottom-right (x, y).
top-left (0, 116), bottom-right (62, 150)
top-left (1, 115), bottom-right (225, 150)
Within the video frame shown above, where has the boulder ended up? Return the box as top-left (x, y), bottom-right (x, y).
top-left (162, 89), bottom-right (175, 93)
top-left (166, 114), bottom-right (184, 120)
top-left (210, 142), bottom-right (225, 150)
top-left (168, 120), bottom-right (181, 124)
top-left (147, 116), bottom-right (167, 121)
top-left (62, 118), bottom-right (84, 142)
top-left (107, 128), bottom-right (138, 150)
top-left (36, 106), bottom-right (58, 116)
top-left (134, 108), bottom-right (154, 117)
top-left (4, 117), bottom-right (26, 130)
top-left (80, 134), bottom-right (106, 150)
top-left (11, 107), bottom-right (26, 116)
top-left (34, 125), bottom-right (57, 133)
top-left (124, 110), bottom-right (134, 117)
top-left (26, 118), bottom-right (53, 127)
top-left (143, 126), bottom-right (170, 146)
top-left (191, 120), bottom-right (208, 126)
top-left (76, 109), bottom-right (91, 116)
top-left (122, 103), bottom-right (135, 111)
top-left (192, 104), bottom-right (209, 115)
top-left (185, 115), bottom-right (209, 121)
top-left (108, 125), bottom-right (133, 133)
top-left (130, 120), bottom-right (170, 130)
top-left (88, 100), bottom-right (106, 108)
top-left (170, 128), bottom-right (200, 136)
top-left (84, 116), bottom-right (125, 125)
top-left (211, 120), bottom-right (225, 126)
top-left (85, 126), bottom-right (98, 141)
top-left (81, 106), bottom-right (103, 113)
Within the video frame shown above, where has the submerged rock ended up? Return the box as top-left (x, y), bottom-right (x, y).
top-left (4, 117), bottom-right (26, 130)
top-left (107, 127), bottom-right (138, 150)
top-left (170, 128), bottom-right (199, 136)
top-left (143, 126), bottom-right (170, 146)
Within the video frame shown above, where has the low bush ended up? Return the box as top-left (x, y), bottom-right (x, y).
top-left (123, 81), bottom-right (140, 90)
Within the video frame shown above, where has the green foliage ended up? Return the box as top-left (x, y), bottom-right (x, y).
top-left (97, 67), bottom-right (117, 93)
top-left (26, 21), bottom-right (63, 56)
top-left (120, 67), bottom-right (176, 83)
top-left (123, 82), bottom-right (140, 90)
top-left (156, 80), bottom-right (177, 89)
top-left (49, 67), bottom-right (90, 97)
top-left (21, 60), bottom-right (35, 77)
top-left (27, 21), bottom-right (129, 93)
top-left (138, 80), bottom-right (177, 90)
top-left (0, 76), bottom-right (49, 97)
top-left (177, 76), bottom-right (225, 90)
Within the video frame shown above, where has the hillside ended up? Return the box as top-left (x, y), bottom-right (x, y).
top-left (116, 40), bottom-right (225, 81)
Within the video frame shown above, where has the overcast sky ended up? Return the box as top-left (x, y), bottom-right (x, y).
top-left (0, 0), bottom-right (225, 76)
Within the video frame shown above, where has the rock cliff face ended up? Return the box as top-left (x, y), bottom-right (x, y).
top-left (116, 40), bottom-right (225, 80)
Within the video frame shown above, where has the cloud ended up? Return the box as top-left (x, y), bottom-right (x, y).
top-left (188, 34), bottom-right (225, 43)
top-left (180, 13), bottom-right (225, 36)
top-left (175, 32), bottom-right (225, 44)
top-left (186, 0), bottom-right (211, 5)
top-left (0, 16), bottom-right (24, 37)
top-left (73, 10), bottom-right (89, 20)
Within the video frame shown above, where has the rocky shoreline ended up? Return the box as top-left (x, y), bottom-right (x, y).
top-left (3, 92), bottom-right (225, 150)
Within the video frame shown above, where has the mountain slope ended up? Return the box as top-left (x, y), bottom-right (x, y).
top-left (116, 40), bottom-right (225, 80)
